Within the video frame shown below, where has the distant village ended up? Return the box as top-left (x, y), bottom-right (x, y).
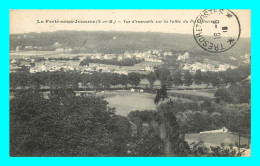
top-left (10, 42), bottom-right (251, 75)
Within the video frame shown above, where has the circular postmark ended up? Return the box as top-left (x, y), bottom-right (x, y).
top-left (193, 9), bottom-right (241, 53)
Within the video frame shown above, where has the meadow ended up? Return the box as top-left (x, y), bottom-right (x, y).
top-left (185, 132), bottom-right (249, 147)
top-left (100, 91), bottom-right (157, 116)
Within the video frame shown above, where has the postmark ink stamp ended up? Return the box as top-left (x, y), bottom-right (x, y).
top-left (193, 9), bottom-right (241, 53)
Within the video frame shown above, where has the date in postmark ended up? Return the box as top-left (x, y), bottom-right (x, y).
top-left (193, 9), bottom-right (241, 53)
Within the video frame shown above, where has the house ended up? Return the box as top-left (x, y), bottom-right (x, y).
top-left (124, 52), bottom-right (132, 58)
top-left (79, 57), bottom-right (85, 61)
top-left (139, 79), bottom-right (150, 88)
top-left (134, 53), bottom-right (143, 59)
top-left (145, 66), bottom-right (154, 72)
top-left (152, 50), bottom-right (161, 55)
top-left (163, 52), bottom-right (173, 56)
top-left (244, 53), bottom-right (251, 59)
top-left (24, 46), bottom-right (33, 50)
top-left (61, 65), bottom-right (74, 71)
top-left (15, 46), bottom-right (22, 52)
top-left (182, 64), bottom-right (190, 70)
top-left (218, 64), bottom-right (236, 71)
top-left (10, 59), bottom-right (16, 64)
top-left (40, 64), bottom-right (47, 72)
top-left (143, 52), bottom-right (152, 59)
top-left (91, 54), bottom-right (101, 60)
top-left (117, 55), bottom-right (124, 61)
top-left (177, 52), bottom-right (190, 60)
top-left (49, 66), bottom-right (61, 72)
top-left (104, 54), bottom-right (116, 60)
top-left (96, 66), bottom-right (110, 72)
top-left (53, 42), bottom-right (61, 47)
top-left (84, 67), bottom-right (94, 72)
top-left (182, 62), bottom-right (218, 72)
top-left (153, 80), bottom-right (161, 89)
top-left (29, 68), bottom-right (38, 73)
top-left (54, 42), bottom-right (59, 46)
top-left (130, 88), bottom-right (135, 92)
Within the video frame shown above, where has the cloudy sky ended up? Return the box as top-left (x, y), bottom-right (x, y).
top-left (10, 10), bottom-right (251, 38)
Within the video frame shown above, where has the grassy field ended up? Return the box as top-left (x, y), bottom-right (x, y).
top-left (97, 91), bottom-right (157, 116)
top-left (168, 89), bottom-right (215, 99)
top-left (88, 61), bottom-right (162, 72)
top-left (10, 51), bottom-right (78, 59)
top-left (185, 132), bottom-right (249, 147)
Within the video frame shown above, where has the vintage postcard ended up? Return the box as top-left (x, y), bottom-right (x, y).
top-left (9, 10), bottom-right (251, 157)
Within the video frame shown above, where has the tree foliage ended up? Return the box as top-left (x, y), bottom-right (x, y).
top-left (10, 90), bottom-right (130, 156)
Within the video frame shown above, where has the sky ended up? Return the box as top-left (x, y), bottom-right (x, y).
top-left (9, 10), bottom-right (251, 38)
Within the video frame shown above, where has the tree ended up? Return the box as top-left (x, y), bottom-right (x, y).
top-left (172, 71), bottom-right (183, 87)
top-left (147, 72), bottom-right (157, 89)
top-left (127, 110), bottom-right (164, 156)
top-left (211, 75), bottom-right (222, 88)
top-left (127, 109), bottom-right (189, 156)
top-left (176, 110), bottom-right (211, 133)
top-left (214, 88), bottom-right (234, 103)
top-left (183, 70), bottom-right (193, 86)
top-left (108, 115), bottom-right (131, 156)
top-left (161, 84), bottom-right (168, 101)
top-left (119, 74), bottom-right (128, 88)
top-left (10, 90), bottom-right (130, 156)
top-left (154, 90), bottom-right (161, 105)
top-left (157, 102), bottom-right (190, 156)
top-left (154, 85), bottom-right (168, 105)
top-left (210, 112), bottom-right (223, 129)
top-left (110, 73), bottom-right (120, 87)
top-left (91, 71), bottom-right (102, 89)
top-left (194, 69), bottom-right (202, 84)
top-left (154, 66), bottom-right (171, 87)
top-left (128, 73), bottom-right (141, 87)
top-left (101, 73), bottom-right (112, 89)
top-left (228, 82), bottom-right (251, 104)
top-left (223, 104), bottom-right (251, 154)
top-left (224, 104), bottom-right (251, 137)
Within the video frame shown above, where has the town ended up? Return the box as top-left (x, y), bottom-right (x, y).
top-left (10, 41), bottom-right (241, 75)
top-left (9, 31), bottom-right (251, 157)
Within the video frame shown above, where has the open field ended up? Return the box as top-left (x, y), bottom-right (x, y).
top-left (87, 61), bottom-right (162, 73)
top-left (35, 60), bottom-right (81, 69)
top-left (185, 132), bottom-right (249, 147)
top-left (100, 90), bottom-right (198, 116)
top-left (186, 132), bottom-right (251, 156)
top-left (168, 89), bottom-right (215, 99)
top-left (10, 51), bottom-right (77, 59)
top-left (172, 83), bottom-right (215, 90)
top-left (96, 91), bottom-right (157, 116)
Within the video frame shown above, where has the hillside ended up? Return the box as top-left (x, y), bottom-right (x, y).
top-left (10, 31), bottom-right (251, 65)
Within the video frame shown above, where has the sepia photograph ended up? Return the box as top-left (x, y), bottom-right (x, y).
top-left (9, 10), bottom-right (251, 157)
